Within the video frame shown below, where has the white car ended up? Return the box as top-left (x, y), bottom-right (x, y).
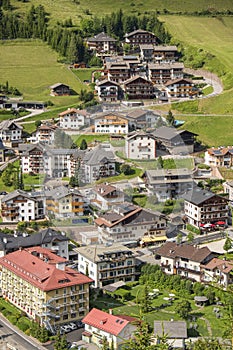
top-left (60, 325), bottom-right (71, 333)
top-left (69, 322), bottom-right (78, 330)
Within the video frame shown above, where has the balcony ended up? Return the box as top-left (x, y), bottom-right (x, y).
top-left (176, 266), bottom-right (200, 275)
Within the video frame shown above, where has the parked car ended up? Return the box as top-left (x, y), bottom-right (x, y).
top-left (76, 320), bottom-right (84, 328)
top-left (60, 325), bottom-right (72, 333)
top-left (69, 322), bottom-right (77, 330)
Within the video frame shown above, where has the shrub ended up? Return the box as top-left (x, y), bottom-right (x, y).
top-left (1, 309), bottom-right (10, 317)
top-left (8, 315), bottom-right (18, 325)
top-left (17, 317), bottom-right (31, 332)
top-left (186, 224), bottom-right (201, 235)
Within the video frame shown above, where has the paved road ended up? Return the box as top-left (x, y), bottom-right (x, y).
top-left (0, 314), bottom-right (47, 350)
top-left (15, 109), bottom-right (45, 122)
top-left (0, 157), bottom-right (19, 172)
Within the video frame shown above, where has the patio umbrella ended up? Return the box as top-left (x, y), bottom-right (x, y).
top-left (203, 223), bottom-right (213, 228)
top-left (216, 221), bottom-right (225, 225)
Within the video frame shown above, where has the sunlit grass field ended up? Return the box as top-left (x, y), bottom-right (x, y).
top-left (0, 40), bottom-right (87, 107)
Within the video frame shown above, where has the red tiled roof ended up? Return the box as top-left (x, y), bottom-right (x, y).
top-left (202, 258), bottom-right (233, 273)
top-left (26, 246), bottom-right (66, 264)
top-left (0, 248), bottom-right (93, 291)
top-left (82, 308), bottom-right (129, 336)
top-left (95, 184), bottom-right (117, 197)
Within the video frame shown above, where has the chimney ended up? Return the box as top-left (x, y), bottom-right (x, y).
top-left (109, 309), bottom-right (113, 315)
top-left (56, 262), bottom-right (66, 270)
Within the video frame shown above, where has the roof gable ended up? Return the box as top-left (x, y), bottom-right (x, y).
top-left (82, 308), bottom-right (129, 336)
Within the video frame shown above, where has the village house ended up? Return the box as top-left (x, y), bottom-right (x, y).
top-left (183, 187), bottom-right (229, 228)
top-left (140, 44), bottom-right (154, 62)
top-left (153, 45), bottom-right (178, 63)
top-left (59, 108), bottom-right (90, 130)
top-left (106, 61), bottom-right (131, 84)
top-left (1, 189), bottom-right (44, 223)
top-left (76, 243), bottom-right (137, 288)
top-left (82, 308), bottom-right (138, 349)
top-left (82, 144), bottom-right (116, 183)
top-left (0, 228), bottom-right (70, 259)
top-left (95, 203), bottom-right (167, 244)
top-left (123, 75), bottom-right (155, 100)
top-left (94, 112), bottom-right (129, 134)
top-left (0, 120), bottom-right (23, 148)
top-left (165, 78), bottom-right (199, 99)
top-left (125, 131), bottom-right (157, 160)
top-left (154, 321), bottom-right (187, 349)
top-left (201, 257), bottom-right (233, 287)
top-left (156, 241), bottom-right (215, 282)
top-left (223, 181), bottom-right (233, 201)
top-left (86, 32), bottom-right (117, 54)
top-left (205, 146), bottom-right (233, 168)
top-left (0, 138), bottom-right (5, 162)
top-left (144, 168), bottom-right (194, 202)
top-left (0, 247), bottom-right (93, 334)
top-left (152, 126), bottom-right (197, 154)
top-left (27, 123), bottom-right (57, 144)
top-left (148, 62), bottom-right (184, 85)
top-left (49, 83), bottom-right (70, 96)
top-left (45, 185), bottom-right (84, 219)
top-left (21, 143), bottom-right (77, 178)
top-left (90, 183), bottom-right (125, 211)
top-left (124, 29), bottom-right (157, 47)
top-left (125, 108), bottom-right (161, 131)
top-left (95, 80), bottom-right (121, 102)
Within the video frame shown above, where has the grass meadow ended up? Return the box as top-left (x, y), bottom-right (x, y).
top-left (0, 40), bottom-right (88, 107)
top-left (161, 16), bottom-right (233, 114)
top-left (10, 0), bottom-right (233, 27)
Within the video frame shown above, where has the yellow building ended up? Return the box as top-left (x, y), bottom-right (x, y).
top-left (0, 247), bottom-right (93, 334)
top-left (45, 186), bottom-right (84, 219)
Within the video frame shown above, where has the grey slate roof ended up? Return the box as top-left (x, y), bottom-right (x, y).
top-left (50, 83), bottom-right (69, 89)
top-left (45, 186), bottom-right (82, 200)
top-left (152, 126), bottom-right (197, 140)
top-left (154, 45), bottom-right (178, 52)
top-left (182, 187), bottom-right (217, 205)
top-left (154, 321), bottom-right (187, 339)
top-left (87, 32), bottom-right (117, 42)
top-left (0, 228), bottom-right (68, 252)
top-left (125, 29), bottom-right (155, 37)
top-left (1, 189), bottom-right (39, 203)
top-left (76, 244), bottom-right (132, 263)
top-left (148, 62), bottom-right (184, 70)
top-left (0, 120), bottom-right (23, 131)
top-left (83, 145), bottom-right (115, 166)
top-left (21, 143), bottom-right (76, 157)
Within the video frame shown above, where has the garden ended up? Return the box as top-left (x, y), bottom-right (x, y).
top-left (90, 264), bottom-right (232, 340)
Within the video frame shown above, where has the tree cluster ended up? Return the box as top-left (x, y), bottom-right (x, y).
top-left (0, 81), bottom-right (21, 96)
top-left (53, 129), bottom-right (77, 149)
top-left (1, 163), bottom-right (24, 189)
top-left (139, 264), bottom-right (216, 304)
top-left (0, 4), bottom-right (170, 65)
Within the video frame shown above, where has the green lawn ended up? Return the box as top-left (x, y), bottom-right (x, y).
top-left (130, 157), bottom-right (194, 171)
top-left (101, 284), bottom-right (227, 337)
top-left (161, 15), bottom-right (233, 114)
top-left (178, 115), bottom-right (233, 147)
top-left (10, 0), bottom-right (233, 26)
top-left (72, 134), bottom-right (110, 147)
top-left (0, 40), bottom-right (87, 107)
top-left (71, 68), bottom-right (96, 82)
